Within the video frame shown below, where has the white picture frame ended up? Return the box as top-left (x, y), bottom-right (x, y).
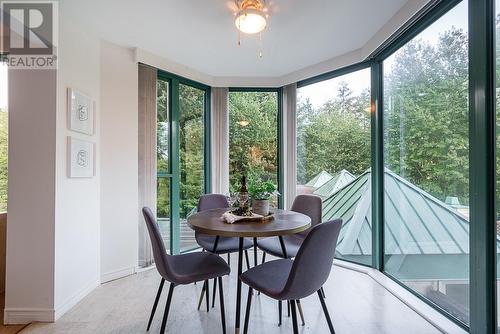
top-left (67, 88), bottom-right (95, 135)
top-left (67, 136), bottom-right (95, 178)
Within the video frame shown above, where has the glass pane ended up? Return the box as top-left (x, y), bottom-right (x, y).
top-left (179, 84), bottom-right (205, 251)
top-left (156, 78), bottom-right (170, 252)
top-left (0, 62), bottom-right (7, 212)
top-left (157, 177), bottom-right (170, 253)
top-left (296, 68), bottom-right (371, 266)
top-left (383, 1), bottom-right (469, 325)
top-left (157, 79), bottom-right (169, 173)
top-left (229, 91), bottom-right (278, 195)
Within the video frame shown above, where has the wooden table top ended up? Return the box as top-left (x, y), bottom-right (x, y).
top-left (187, 208), bottom-right (311, 238)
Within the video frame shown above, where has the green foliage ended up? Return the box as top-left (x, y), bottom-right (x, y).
top-left (156, 80), bottom-right (205, 219)
top-left (384, 29), bottom-right (469, 203)
top-left (297, 81), bottom-right (371, 185)
top-left (0, 109), bottom-right (6, 212)
top-left (229, 92), bottom-right (278, 190)
top-left (248, 180), bottom-right (277, 200)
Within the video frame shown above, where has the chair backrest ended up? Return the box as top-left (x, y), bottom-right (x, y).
top-left (291, 194), bottom-right (322, 237)
top-left (282, 219), bottom-right (342, 300)
top-left (142, 207), bottom-right (172, 280)
top-left (197, 193), bottom-right (229, 212)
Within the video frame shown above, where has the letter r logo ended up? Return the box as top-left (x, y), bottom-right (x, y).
top-left (1, 2), bottom-right (53, 55)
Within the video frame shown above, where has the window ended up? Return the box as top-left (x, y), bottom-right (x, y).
top-left (229, 90), bottom-right (279, 197)
top-left (178, 83), bottom-right (206, 251)
top-left (0, 62), bottom-right (7, 213)
top-left (383, 1), bottom-right (469, 325)
top-left (297, 68), bottom-right (371, 266)
top-left (156, 74), bottom-right (209, 254)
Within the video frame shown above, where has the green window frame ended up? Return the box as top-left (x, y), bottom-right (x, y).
top-left (156, 69), bottom-right (212, 255)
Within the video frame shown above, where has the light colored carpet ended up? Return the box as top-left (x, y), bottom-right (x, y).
top-left (21, 255), bottom-right (442, 334)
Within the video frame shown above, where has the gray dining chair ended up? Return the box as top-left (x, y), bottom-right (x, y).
top-left (256, 194), bottom-right (323, 324)
top-left (241, 219), bottom-right (342, 334)
top-left (142, 207), bottom-right (230, 334)
top-left (196, 194), bottom-right (253, 309)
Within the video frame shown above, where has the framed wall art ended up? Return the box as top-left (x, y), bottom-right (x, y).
top-left (68, 88), bottom-right (95, 135)
top-left (67, 136), bottom-right (95, 178)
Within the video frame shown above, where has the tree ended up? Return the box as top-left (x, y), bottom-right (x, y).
top-left (384, 28), bottom-right (469, 203)
top-left (229, 92), bottom-right (278, 190)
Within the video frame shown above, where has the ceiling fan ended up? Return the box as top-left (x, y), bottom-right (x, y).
top-left (229, 0), bottom-right (270, 57)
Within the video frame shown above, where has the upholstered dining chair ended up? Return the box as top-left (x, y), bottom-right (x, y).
top-left (256, 194), bottom-right (323, 324)
top-left (196, 194), bottom-right (253, 309)
top-left (241, 219), bottom-right (342, 334)
top-left (142, 207), bottom-right (230, 334)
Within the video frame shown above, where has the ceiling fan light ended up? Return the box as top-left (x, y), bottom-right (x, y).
top-left (235, 8), bottom-right (267, 34)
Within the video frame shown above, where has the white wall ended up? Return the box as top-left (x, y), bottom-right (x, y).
top-left (100, 41), bottom-right (139, 283)
top-left (5, 68), bottom-right (57, 323)
top-left (54, 4), bottom-right (101, 318)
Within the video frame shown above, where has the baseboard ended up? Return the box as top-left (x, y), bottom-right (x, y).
top-left (4, 308), bottom-right (55, 324)
top-left (100, 266), bottom-right (136, 284)
top-left (54, 279), bottom-right (100, 321)
top-left (334, 260), bottom-right (467, 334)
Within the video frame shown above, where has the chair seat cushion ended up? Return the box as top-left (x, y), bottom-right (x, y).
top-left (168, 252), bottom-right (230, 285)
top-left (256, 235), bottom-right (303, 258)
top-left (196, 234), bottom-right (253, 254)
top-left (240, 259), bottom-right (293, 300)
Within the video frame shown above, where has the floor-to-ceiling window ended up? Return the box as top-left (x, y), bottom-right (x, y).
top-left (383, 1), bottom-right (469, 325)
top-left (228, 90), bottom-right (279, 201)
top-left (0, 62), bottom-right (7, 213)
top-left (296, 68), bottom-right (372, 266)
top-left (156, 73), bottom-right (209, 254)
top-left (178, 83), bottom-right (206, 251)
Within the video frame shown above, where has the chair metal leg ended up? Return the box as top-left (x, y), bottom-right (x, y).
top-left (287, 300), bottom-right (290, 317)
top-left (278, 300), bottom-right (282, 326)
top-left (218, 277), bottom-right (226, 334)
top-left (197, 280), bottom-right (207, 310)
top-left (253, 238), bottom-right (258, 267)
top-left (212, 278), bottom-right (217, 308)
top-left (290, 299), bottom-right (299, 334)
top-left (318, 290), bottom-right (335, 334)
top-left (159, 283), bottom-right (175, 334)
top-left (147, 278), bottom-right (165, 331)
top-left (205, 279), bottom-right (210, 312)
top-left (244, 249), bottom-right (250, 270)
top-left (243, 287), bottom-right (253, 334)
top-left (234, 238), bottom-right (244, 333)
top-left (296, 299), bottom-right (305, 326)
top-left (227, 253), bottom-right (230, 263)
top-left (321, 286), bottom-right (326, 299)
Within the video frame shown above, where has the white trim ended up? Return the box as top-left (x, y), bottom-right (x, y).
top-left (54, 279), bottom-right (101, 321)
top-left (100, 266), bottom-right (136, 284)
top-left (4, 308), bottom-right (55, 324)
top-left (334, 260), bottom-right (468, 334)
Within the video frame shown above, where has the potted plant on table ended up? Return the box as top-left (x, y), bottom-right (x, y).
top-left (248, 180), bottom-right (278, 216)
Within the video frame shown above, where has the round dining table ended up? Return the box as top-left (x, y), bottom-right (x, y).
top-left (188, 207), bottom-right (311, 334)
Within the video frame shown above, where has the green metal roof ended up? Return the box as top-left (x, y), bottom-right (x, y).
top-left (313, 169), bottom-right (355, 199)
top-left (305, 170), bottom-right (333, 188)
top-left (322, 169), bottom-right (498, 257)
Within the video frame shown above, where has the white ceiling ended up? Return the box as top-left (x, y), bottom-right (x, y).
top-left (64, 0), bottom-right (413, 78)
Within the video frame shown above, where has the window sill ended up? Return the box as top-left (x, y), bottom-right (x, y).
top-left (334, 259), bottom-right (468, 334)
